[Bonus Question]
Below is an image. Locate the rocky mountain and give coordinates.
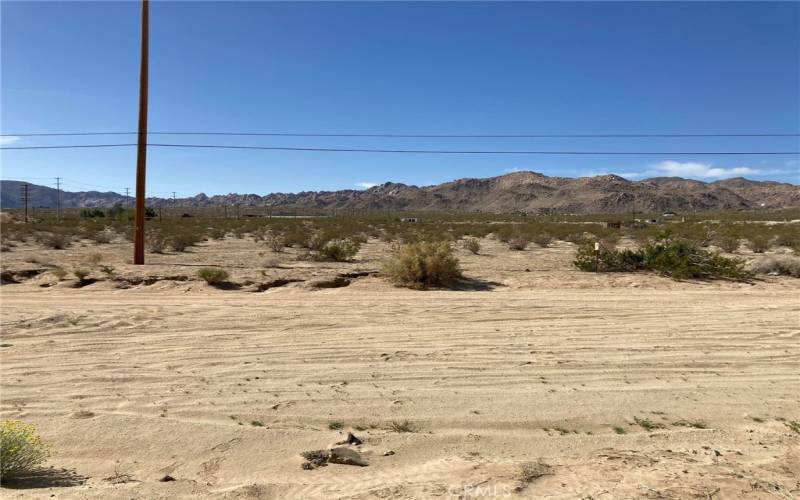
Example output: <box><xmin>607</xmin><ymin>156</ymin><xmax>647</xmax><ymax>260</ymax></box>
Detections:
<box><xmin>2</xmin><ymin>172</ymin><xmax>798</xmax><ymax>214</ymax></box>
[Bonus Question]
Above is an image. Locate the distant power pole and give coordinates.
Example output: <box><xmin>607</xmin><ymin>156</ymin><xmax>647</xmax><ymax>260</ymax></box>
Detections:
<box><xmin>133</xmin><ymin>0</ymin><xmax>149</xmax><ymax>265</ymax></box>
<box><xmin>125</xmin><ymin>187</ymin><xmax>130</xmax><ymax>209</ymax></box>
<box><xmin>20</xmin><ymin>183</ymin><xmax>30</xmax><ymax>223</ymax></box>
<box><xmin>172</xmin><ymin>191</ymin><xmax>177</xmax><ymax>215</ymax></box>
<box><xmin>55</xmin><ymin>177</ymin><xmax>62</xmax><ymax>222</ymax></box>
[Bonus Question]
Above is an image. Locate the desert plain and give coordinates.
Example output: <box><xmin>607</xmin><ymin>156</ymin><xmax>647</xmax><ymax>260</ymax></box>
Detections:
<box><xmin>1</xmin><ymin>234</ymin><xmax>798</xmax><ymax>499</ymax></box>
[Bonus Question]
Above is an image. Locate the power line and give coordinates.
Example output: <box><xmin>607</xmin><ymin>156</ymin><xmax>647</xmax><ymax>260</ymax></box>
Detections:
<box><xmin>1</xmin><ymin>143</ymin><xmax>798</xmax><ymax>155</ymax></box>
<box><xmin>2</xmin><ymin>131</ymin><xmax>799</xmax><ymax>138</ymax></box>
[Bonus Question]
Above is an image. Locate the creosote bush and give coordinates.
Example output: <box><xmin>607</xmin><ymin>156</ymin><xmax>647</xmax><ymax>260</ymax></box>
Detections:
<box><xmin>531</xmin><ymin>233</ymin><xmax>553</xmax><ymax>248</ymax></box>
<box><xmin>315</xmin><ymin>239</ymin><xmax>361</xmax><ymax>262</ymax></box>
<box><xmin>197</xmin><ymin>267</ymin><xmax>229</xmax><ymax>285</ymax></box>
<box><xmin>37</xmin><ymin>232</ymin><xmax>71</xmax><ymax>250</ymax></box>
<box><xmin>463</xmin><ymin>237</ymin><xmax>481</xmax><ymax>255</ymax></box>
<box><xmin>747</xmin><ymin>235</ymin><xmax>770</xmax><ymax>253</ymax></box>
<box><xmin>171</xmin><ymin>233</ymin><xmax>201</xmax><ymax>252</ymax></box>
<box><xmin>574</xmin><ymin>236</ymin><xmax>751</xmax><ymax>281</ymax></box>
<box><xmin>0</xmin><ymin>420</ymin><xmax>50</xmax><ymax>479</ymax></box>
<box><xmin>382</xmin><ymin>241</ymin><xmax>461</xmax><ymax>289</ymax></box>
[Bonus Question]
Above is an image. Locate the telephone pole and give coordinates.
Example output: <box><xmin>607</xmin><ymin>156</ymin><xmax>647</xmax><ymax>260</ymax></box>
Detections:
<box><xmin>125</xmin><ymin>187</ymin><xmax>130</xmax><ymax>209</ymax></box>
<box><xmin>20</xmin><ymin>183</ymin><xmax>29</xmax><ymax>223</ymax></box>
<box><xmin>133</xmin><ymin>0</ymin><xmax>149</xmax><ymax>265</ymax></box>
<box><xmin>54</xmin><ymin>177</ymin><xmax>62</xmax><ymax>222</ymax></box>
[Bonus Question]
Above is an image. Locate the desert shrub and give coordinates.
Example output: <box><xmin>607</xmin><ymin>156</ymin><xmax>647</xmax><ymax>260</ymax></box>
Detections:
<box><xmin>715</xmin><ymin>234</ymin><xmax>740</xmax><ymax>253</ymax></box>
<box><xmin>382</xmin><ymin>241</ymin><xmax>461</xmax><ymax>289</ymax></box>
<box><xmin>73</xmin><ymin>268</ymin><xmax>90</xmax><ymax>282</ymax></box>
<box><xmin>531</xmin><ymin>233</ymin><xmax>553</xmax><ymax>248</ymax></box>
<box><xmin>462</xmin><ymin>237</ymin><xmax>481</xmax><ymax>255</ymax></box>
<box><xmin>316</xmin><ymin>239</ymin><xmax>361</xmax><ymax>262</ymax></box>
<box><xmin>773</xmin><ymin>233</ymin><xmax>797</xmax><ymax>249</ymax></box>
<box><xmin>563</xmin><ymin>233</ymin><xmax>587</xmax><ymax>245</ymax></box>
<box><xmin>197</xmin><ymin>267</ymin><xmax>229</xmax><ymax>285</ymax></box>
<box><xmin>0</xmin><ymin>245</ymin><xmax>10</xmax><ymax>253</ymax></box>
<box><xmin>147</xmin><ymin>233</ymin><xmax>167</xmax><ymax>254</ymax></box>
<box><xmin>170</xmin><ymin>233</ymin><xmax>201</xmax><ymax>252</ymax></box>
<box><xmin>507</xmin><ymin>235</ymin><xmax>529</xmax><ymax>251</ymax></box>
<box><xmin>574</xmin><ymin>238</ymin><xmax>750</xmax><ymax>281</ymax></box>
<box><xmin>51</xmin><ymin>267</ymin><xmax>67</xmax><ymax>280</ymax></box>
<box><xmin>264</xmin><ymin>233</ymin><xmax>286</xmax><ymax>253</ymax></box>
<box><xmin>207</xmin><ymin>227</ymin><xmax>226</xmax><ymax>240</ymax></box>
<box><xmin>80</xmin><ymin>208</ymin><xmax>105</xmax><ymax>218</ymax></box>
<box><xmin>89</xmin><ymin>230</ymin><xmax>113</xmax><ymax>244</ymax></box>
<box><xmin>37</xmin><ymin>232</ymin><xmax>71</xmax><ymax>250</ymax></box>
<box><xmin>750</xmin><ymin>255</ymin><xmax>800</xmax><ymax>277</ymax></box>
<box><xmin>0</xmin><ymin>420</ymin><xmax>50</xmax><ymax>479</ymax></box>
<box><xmin>747</xmin><ymin>235</ymin><xmax>770</xmax><ymax>253</ymax></box>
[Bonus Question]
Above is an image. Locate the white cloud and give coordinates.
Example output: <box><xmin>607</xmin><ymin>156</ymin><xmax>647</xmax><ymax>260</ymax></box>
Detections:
<box><xmin>654</xmin><ymin>161</ymin><xmax>756</xmax><ymax>179</ymax></box>
<box><xmin>0</xmin><ymin>136</ymin><xmax>20</xmax><ymax>145</ymax></box>
<box><xmin>504</xmin><ymin>167</ymin><xmax>523</xmax><ymax>173</ymax></box>
<box><xmin>355</xmin><ymin>182</ymin><xmax>377</xmax><ymax>189</ymax></box>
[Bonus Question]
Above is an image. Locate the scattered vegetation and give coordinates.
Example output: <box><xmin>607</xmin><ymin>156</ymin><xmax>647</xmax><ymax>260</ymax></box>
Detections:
<box><xmin>73</xmin><ymin>268</ymin><xmax>90</xmax><ymax>282</ymax></box>
<box><xmin>784</xmin><ymin>420</ymin><xmax>800</xmax><ymax>434</ymax></box>
<box><xmin>612</xmin><ymin>426</ymin><xmax>627</xmax><ymax>435</ymax></box>
<box><xmin>328</xmin><ymin>420</ymin><xmax>344</xmax><ymax>430</ymax></box>
<box><xmin>507</xmin><ymin>235</ymin><xmax>529</xmax><ymax>251</ymax></box>
<box><xmin>197</xmin><ymin>267</ymin><xmax>229</xmax><ymax>285</ymax></box>
<box><xmin>37</xmin><ymin>232</ymin><xmax>71</xmax><ymax>249</ymax></box>
<box><xmin>250</xmin><ymin>420</ymin><xmax>264</xmax><ymax>427</ymax></box>
<box><xmin>0</xmin><ymin>420</ymin><xmax>50</xmax><ymax>479</ymax></box>
<box><xmin>672</xmin><ymin>419</ymin><xmax>707</xmax><ymax>429</ymax></box>
<box><xmin>633</xmin><ymin>416</ymin><xmax>666</xmax><ymax>431</ymax></box>
<box><xmin>382</xmin><ymin>241</ymin><xmax>461</xmax><ymax>289</ymax></box>
<box><xmin>315</xmin><ymin>239</ymin><xmax>361</xmax><ymax>262</ymax></box>
<box><xmin>531</xmin><ymin>233</ymin><xmax>553</xmax><ymax>248</ymax></box>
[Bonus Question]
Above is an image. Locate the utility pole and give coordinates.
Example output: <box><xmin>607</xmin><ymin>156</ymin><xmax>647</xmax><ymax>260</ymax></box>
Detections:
<box><xmin>125</xmin><ymin>187</ymin><xmax>130</xmax><ymax>209</ymax></box>
<box><xmin>55</xmin><ymin>177</ymin><xmax>62</xmax><ymax>223</ymax></box>
<box><xmin>20</xmin><ymin>183</ymin><xmax>29</xmax><ymax>223</ymax></box>
<box><xmin>133</xmin><ymin>0</ymin><xmax>149</xmax><ymax>265</ymax></box>
<box><xmin>172</xmin><ymin>192</ymin><xmax>177</xmax><ymax>217</ymax></box>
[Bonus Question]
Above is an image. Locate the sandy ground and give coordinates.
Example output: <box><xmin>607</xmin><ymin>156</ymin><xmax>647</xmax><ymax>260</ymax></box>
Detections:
<box><xmin>1</xmin><ymin>236</ymin><xmax>799</xmax><ymax>499</ymax></box>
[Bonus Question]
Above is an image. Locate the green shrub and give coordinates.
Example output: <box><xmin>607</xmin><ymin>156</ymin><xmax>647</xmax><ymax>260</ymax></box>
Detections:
<box><xmin>147</xmin><ymin>233</ymin><xmax>167</xmax><ymax>254</ymax></box>
<box><xmin>747</xmin><ymin>235</ymin><xmax>770</xmax><ymax>253</ymax></box>
<box><xmin>382</xmin><ymin>241</ymin><xmax>461</xmax><ymax>289</ymax></box>
<box><xmin>574</xmin><ymin>238</ymin><xmax>750</xmax><ymax>281</ymax></box>
<box><xmin>197</xmin><ymin>267</ymin><xmax>229</xmax><ymax>285</ymax></box>
<box><xmin>463</xmin><ymin>237</ymin><xmax>481</xmax><ymax>255</ymax></box>
<box><xmin>316</xmin><ymin>239</ymin><xmax>361</xmax><ymax>262</ymax></box>
<box><xmin>170</xmin><ymin>233</ymin><xmax>201</xmax><ymax>252</ymax></box>
<box><xmin>0</xmin><ymin>420</ymin><xmax>50</xmax><ymax>479</ymax></box>
<box><xmin>73</xmin><ymin>268</ymin><xmax>90</xmax><ymax>282</ymax></box>
<box><xmin>715</xmin><ymin>234</ymin><xmax>740</xmax><ymax>253</ymax></box>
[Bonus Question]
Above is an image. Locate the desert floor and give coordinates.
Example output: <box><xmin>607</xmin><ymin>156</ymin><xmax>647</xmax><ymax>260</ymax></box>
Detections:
<box><xmin>1</xmin><ymin>236</ymin><xmax>798</xmax><ymax>499</ymax></box>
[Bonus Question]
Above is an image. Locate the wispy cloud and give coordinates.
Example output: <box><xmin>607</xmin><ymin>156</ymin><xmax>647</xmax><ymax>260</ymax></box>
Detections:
<box><xmin>590</xmin><ymin>160</ymin><xmax>783</xmax><ymax>181</ymax></box>
<box><xmin>0</xmin><ymin>136</ymin><xmax>20</xmax><ymax>145</ymax></box>
<box><xmin>355</xmin><ymin>182</ymin><xmax>377</xmax><ymax>189</ymax></box>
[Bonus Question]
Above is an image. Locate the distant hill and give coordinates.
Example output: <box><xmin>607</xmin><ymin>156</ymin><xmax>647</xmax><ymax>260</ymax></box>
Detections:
<box><xmin>2</xmin><ymin>172</ymin><xmax>798</xmax><ymax>214</ymax></box>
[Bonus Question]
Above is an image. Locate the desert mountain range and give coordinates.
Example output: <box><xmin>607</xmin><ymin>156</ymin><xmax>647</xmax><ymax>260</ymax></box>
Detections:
<box><xmin>2</xmin><ymin>171</ymin><xmax>798</xmax><ymax>214</ymax></box>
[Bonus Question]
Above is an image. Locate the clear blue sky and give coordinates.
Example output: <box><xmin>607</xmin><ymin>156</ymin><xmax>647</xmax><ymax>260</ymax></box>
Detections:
<box><xmin>1</xmin><ymin>1</ymin><xmax>798</xmax><ymax>196</ymax></box>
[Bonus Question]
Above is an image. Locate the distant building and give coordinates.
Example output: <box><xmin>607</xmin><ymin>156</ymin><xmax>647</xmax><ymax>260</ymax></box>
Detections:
<box><xmin>400</xmin><ymin>217</ymin><xmax>420</xmax><ymax>223</ymax></box>
<box><xmin>662</xmin><ymin>212</ymin><xmax>676</xmax><ymax>218</ymax></box>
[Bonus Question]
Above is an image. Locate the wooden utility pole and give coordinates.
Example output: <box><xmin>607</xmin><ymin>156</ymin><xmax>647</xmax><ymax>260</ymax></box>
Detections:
<box><xmin>55</xmin><ymin>177</ymin><xmax>62</xmax><ymax>223</ymax></box>
<box><xmin>133</xmin><ymin>0</ymin><xmax>149</xmax><ymax>265</ymax></box>
<box><xmin>20</xmin><ymin>183</ymin><xmax>29</xmax><ymax>223</ymax></box>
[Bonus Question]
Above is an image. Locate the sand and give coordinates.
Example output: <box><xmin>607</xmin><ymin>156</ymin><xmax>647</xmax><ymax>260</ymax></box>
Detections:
<box><xmin>1</xmin><ymin>236</ymin><xmax>798</xmax><ymax>499</ymax></box>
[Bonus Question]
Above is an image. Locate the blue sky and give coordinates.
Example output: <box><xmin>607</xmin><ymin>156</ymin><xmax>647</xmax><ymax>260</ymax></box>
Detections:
<box><xmin>1</xmin><ymin>1</ymin><xmax>798</xmax><ymax>197</ymax></box>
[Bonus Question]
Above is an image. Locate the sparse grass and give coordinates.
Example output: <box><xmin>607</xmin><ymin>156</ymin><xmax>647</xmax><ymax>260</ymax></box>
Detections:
<box><xmin>197</xmin><ymin>267</ymin><xmax>229</xmax><ymax>285</ymax></box>
<box><xmin>327</xmin><ymin>420</ymin><xmax>343</xmax><ymax>430</ymax></box>
<box><xmin>389</xmin><ymin>420</ymin><xmax>417</xmax><ymax>433</ymax></box>
<box><xmin>382</xmin><ymin>241</ymin><xmax>461</xmax><ymax>289</ymax></box>
<box><xmin>784</xmin><ymin>421</ymin><xmax>800</xmax><ymax>434</ymax></box>
<box><xmin>672</xmin><ymin>419</ymin><xmax>707</xmax><ymax>429</ymax></box>
<box><xmin>633</xmin><ymin>416</ymin><xmax>665</xmax><ymax>431</ymax></box>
